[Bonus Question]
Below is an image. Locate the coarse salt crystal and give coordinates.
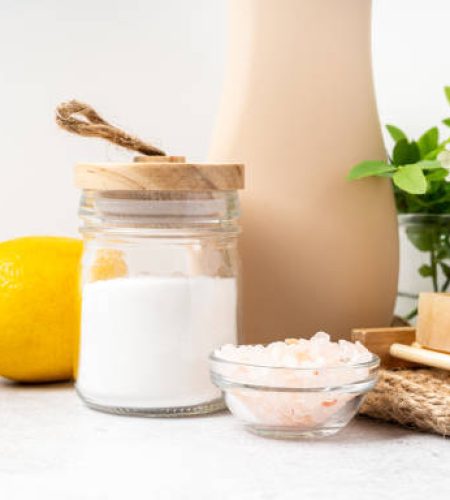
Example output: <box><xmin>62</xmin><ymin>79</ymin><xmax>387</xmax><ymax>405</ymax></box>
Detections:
<box><xmin>214</xmin><ymin>331</ymin><xmax>372</xmax><ymax>368</ymax></box>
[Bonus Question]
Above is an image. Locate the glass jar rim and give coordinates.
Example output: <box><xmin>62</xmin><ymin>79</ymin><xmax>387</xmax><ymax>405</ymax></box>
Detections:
<box><xmin>398</xmin><ymin>213</ymin><xmax>450</xmax><ymax>221</ymax></box>
<box><xmin>209</xmin><ymin>352</ymin><xmax>380</xmax><ymax>372</ymax></box>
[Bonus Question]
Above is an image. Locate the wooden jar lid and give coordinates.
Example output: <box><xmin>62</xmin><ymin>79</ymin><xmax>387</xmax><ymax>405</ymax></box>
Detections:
<box><xmin>75</xmin><ymin>156</ymin><xmax>244</xmax><ymax>191</ymax></box>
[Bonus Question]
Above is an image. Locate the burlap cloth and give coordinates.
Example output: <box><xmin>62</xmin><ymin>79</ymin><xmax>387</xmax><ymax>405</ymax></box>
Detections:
<box><xmin>359</xmin><ymin>368</ymin><xmax>450</xmax><ymax>436</ymax></box>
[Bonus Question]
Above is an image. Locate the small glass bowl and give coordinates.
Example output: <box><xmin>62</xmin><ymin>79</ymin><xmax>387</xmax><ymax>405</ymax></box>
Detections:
<box><xmin>209</xmin><ymin>353</ymin><xmax>379</xmax><ymax>439</ymax></box>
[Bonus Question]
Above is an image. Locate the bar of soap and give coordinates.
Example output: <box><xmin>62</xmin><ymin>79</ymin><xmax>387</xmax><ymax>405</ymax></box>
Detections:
<box><xmin>417</xmin><ymin>292</ymin><xmax>450</xmax><ymax>353</ymax></box>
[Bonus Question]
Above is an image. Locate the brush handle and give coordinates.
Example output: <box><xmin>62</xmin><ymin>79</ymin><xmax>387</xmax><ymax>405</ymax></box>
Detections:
<box><xmin>390</xmin><ymin>343</ymin><xmax>450</xmax><ymax>371</ymax></box>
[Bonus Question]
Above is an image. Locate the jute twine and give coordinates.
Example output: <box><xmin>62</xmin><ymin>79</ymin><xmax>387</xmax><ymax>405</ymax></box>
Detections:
<box><xmin>56</xmin><ymin>100</ymin><xmax>165</xmax><ymax>156</ymax></box>
<box><xmin>360</xmin><ymin>368</ymin><xmax>450</xmax><ymax>436</ymax></box>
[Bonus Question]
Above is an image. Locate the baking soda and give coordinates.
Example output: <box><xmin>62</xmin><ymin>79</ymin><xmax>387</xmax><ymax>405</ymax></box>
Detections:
<box><xmin>77</xmin><ymin>275</ymin><xmax>238</xmax><ymax>409</ymax></box>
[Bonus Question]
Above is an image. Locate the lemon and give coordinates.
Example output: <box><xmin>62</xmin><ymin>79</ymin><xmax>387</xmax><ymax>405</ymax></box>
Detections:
<box><xmin>0</xmin><ymin>237</ymin><xmax>83</xmax><ymax>382</ymax></box>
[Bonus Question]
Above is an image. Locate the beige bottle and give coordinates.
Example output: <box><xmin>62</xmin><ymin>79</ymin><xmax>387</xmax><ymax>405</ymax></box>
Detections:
<box><xmin>209</xmin><ymin>0</ymin><xmax>398</xmax><ymax>342</ymax></box>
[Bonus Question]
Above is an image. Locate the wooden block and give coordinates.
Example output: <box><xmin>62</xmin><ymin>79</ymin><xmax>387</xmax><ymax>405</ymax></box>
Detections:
<box><xmin>351</xmin><ymin>327</ymin><xmax>417</xmax><ymax>368</ymax></box>
<box><xmin>417</xmin><ymin>292</ymin><xmax>450</xmax><ymax>353</ymax></box>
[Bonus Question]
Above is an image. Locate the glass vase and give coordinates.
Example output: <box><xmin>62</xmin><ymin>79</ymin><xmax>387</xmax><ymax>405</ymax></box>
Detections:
<box><xmin>395</xmin><ymin>214</ymin><xmax>450</xmax><ymax>323</ymax></box>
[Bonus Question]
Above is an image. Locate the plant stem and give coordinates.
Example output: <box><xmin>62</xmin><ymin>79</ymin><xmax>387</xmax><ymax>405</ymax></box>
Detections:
<box><xmin>430</xmin><ymin>234</ymin><xmax>439</xmax><ymax>292</ymax></box>
<box><xmin>431</xmin><ymin>252</ymin><xmax>439</xmax><ymax>292</ymax></box>
<box><xmin>441</xmin><ymin>276</ymin><xmax>450</xmax><ymax>292</ymax></box>
<box><xmin>404</xmin><ymin>307</ymin><xmax>418</xmax><ymax>321</ymax></box>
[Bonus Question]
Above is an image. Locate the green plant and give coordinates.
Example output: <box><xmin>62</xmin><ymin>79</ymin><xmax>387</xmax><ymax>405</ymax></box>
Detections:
<box><xmin>348</xmin><ymin>87</ymin><xmax>450</xmax><ymax>319</ymax></box>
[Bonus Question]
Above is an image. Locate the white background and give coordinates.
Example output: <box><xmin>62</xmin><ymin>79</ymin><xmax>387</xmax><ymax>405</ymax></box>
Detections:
<box><xmin>0</xmin><ymin>0</ymin><xmax>449</xmax><ymax>240</ymax></box>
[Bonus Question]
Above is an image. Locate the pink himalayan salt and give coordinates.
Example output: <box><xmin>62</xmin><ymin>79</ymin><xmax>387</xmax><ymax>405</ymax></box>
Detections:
<box><xmin>215</xmin><ymin>332</ymin><xmax>372</xmax><ymax>369</ymax></box>
<box><xmin>212</xmin><ymin>332</ymin><xmax>374</xmax><ymax>428</ymax></box>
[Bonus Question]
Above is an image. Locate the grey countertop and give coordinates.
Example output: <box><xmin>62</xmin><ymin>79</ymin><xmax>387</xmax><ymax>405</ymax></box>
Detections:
<box><xmin>0</xmin><ymin>378</ymin><xmax>449</xmax><ymax>500</ymax></box>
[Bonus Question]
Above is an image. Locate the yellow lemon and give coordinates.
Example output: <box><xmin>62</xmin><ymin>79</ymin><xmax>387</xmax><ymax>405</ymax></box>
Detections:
<box><xmin>0</xmin><ymin>237</ymin><xmax>83</xmax><ymax>382</ymax></box>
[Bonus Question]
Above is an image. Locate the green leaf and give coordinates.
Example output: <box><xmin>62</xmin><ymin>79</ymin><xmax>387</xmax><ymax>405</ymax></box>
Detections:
<box><xmin>417</xmin><ymin>160</ymin><xmax>442</xmax><ymax>169</ymax></box>
<box><xmin>425</xmin><ymin>167</ymin><xmax>449</xmax><ymax>182</ymax></box>
<box><xmin>386</xmin><ymin>124</ymin><xmax>407</xmax><ymax>142</ymax></box>
<box><xmin>393</xmin><ymin>164</ymin><xmax>427</xmax><ymax>194</ymax></box>
<box><xmin>347</xmin><ymin>161</ymin><xmax>395</xmax><ymax>181</ymax></box>
<box><xmin>392</xmin><ymin>139</ymin><xmax>421</xmax><ymax>166</ymax></box>
<box><xmin>406</xmin><ymin>225</ymin><xmax>434</xmax><ymax>251</ymax></box>
<box><xmin>437</xmin><ymin>248</ymin><xmax>450</xmax><ymax>260</ymax></box>
<box><xmin>418</xmin><ymin>127</ymin><xmax>439</xmax><ymax>158</ymax></box>
<box><xmin>419</xmin><ymin>264</ymin><xmax>433</xmax><ymax>277</ymax></box>
<box><xmin>442</xmin><ymin>118</ymin><xmax>450</xmax><ymax>128</ymax></box>
<box><xmin>445</xmin><ymin>86</ymin><xmax>450</xmax><ymax>106</ymax></box>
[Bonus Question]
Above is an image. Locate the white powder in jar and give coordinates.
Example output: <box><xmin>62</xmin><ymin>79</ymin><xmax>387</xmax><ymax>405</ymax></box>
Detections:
<box><xmin>77</xmin><ymin>275</ymin><xmax>237</xmax><ymax>409</ymax></box>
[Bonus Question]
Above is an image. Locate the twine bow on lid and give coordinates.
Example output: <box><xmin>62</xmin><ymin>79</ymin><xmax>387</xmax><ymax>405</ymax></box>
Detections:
<box><xmin>55</xmin><ymin>100</ymin><xmax>166</xmax><ymax>156</ymax></box>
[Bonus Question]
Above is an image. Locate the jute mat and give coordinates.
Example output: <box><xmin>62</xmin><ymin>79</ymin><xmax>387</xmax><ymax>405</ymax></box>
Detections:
<box><xmin>359</xmin><ymin>368</ymin><xmax>450</xmax><ymax>436</ymax></box>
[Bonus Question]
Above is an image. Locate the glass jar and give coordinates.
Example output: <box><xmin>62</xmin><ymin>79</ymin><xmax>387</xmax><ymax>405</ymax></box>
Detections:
<box><xmin>74</xmin><ymin>158</ymin><xmax>244</xmax><ymax>416</ymax></box>
<box><xmin>395</xmin><ymin>214</ymin><xmax>450</xmax><ymax>323</ymax></box>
